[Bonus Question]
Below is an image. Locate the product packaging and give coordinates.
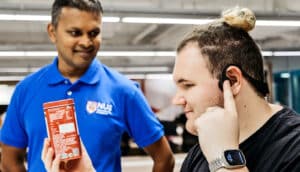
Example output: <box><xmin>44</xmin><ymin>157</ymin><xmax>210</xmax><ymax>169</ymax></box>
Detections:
<box><xmin>43</xmin><ymin>98</ymin><xmax>81</xmax><ymax>160</ymax></box>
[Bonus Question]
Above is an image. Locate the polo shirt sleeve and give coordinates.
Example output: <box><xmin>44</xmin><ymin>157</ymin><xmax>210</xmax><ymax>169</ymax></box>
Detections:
<box><xmin>125</xmin><ymin>87</ymin><xmax>164</xmax><ymax>148</ymax></box>
<box><xmin>0</xmin><ymin>85</ymin><xmax>28</xmax><ymax>148</ymax></box>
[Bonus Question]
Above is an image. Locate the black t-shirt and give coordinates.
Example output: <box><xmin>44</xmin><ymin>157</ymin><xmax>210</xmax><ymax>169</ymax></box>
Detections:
<box><xmin>180</xmin><ymin>107</ymin><xmax>300</xmax><ymax>172</ymax></box>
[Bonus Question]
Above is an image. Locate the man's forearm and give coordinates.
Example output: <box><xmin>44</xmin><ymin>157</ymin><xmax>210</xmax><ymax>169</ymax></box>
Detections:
<box><xmin>1</xmin><ymin>144</ymin><xmax>27</xmax><ymax>172</ymax></box>
<box><xmin>2</xmin><ymin>162</ymin><xmax>26</xmax><ymax>172</ymax></box>
<box><xmin>152</xmin><ymin>157</ymin><xmax>175</xmax><ymax>172</ymax></box>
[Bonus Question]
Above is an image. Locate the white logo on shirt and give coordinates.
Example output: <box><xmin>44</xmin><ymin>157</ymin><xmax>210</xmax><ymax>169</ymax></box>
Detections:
<box><xmin>86</xmin><ymin>101</ymin><xmax>112</xmax><ymax>115</ymax></box>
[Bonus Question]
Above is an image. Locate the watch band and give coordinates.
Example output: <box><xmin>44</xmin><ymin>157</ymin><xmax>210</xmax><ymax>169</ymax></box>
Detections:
<box><xmin>209</xmin><ymin>156</ymin><xmax>228</xmax><ymax>172</ymax></box>
<box><xmin>209</xmin><ymin>149</ymin><xmax>246</xmax><ymax>172</ymax></box>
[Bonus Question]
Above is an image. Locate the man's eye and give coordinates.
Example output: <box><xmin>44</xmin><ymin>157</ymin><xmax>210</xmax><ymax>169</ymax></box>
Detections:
<box><xmin>183</xmin><ymin>83</ymin><xmax>194</xmax><ymax>88</ymax></box>
<box><xmin>68</xmin><ymin>30</ymin><xmax>81</xmax><ymax>37</ymax></box>
<box><xmin>185</xmin><ymin>84</ymin><xmax>193</xmax><ymax>87</ymax></box>
<box><xmin>89</xmin><ymin>30</ymin><xmax>100</xmax><ymax>37</ymax></box>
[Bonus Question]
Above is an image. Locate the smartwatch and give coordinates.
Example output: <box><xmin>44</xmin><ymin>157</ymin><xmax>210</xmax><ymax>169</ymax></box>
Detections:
<box><xmin>209</xmin><ymin>149</ymin><xmax>246</xmax><ymax>172</ymax></box>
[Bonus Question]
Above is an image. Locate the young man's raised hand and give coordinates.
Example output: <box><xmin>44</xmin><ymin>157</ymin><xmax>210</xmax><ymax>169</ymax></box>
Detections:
<box><xmin>194</xmin><ymin>80</ymin><xmax>240</xmax><ymax>162</ymax></box>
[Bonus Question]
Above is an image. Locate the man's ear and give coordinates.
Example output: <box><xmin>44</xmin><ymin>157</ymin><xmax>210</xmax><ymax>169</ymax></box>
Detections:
<box><xmin>225</xmin><ymin>66</ymin><xmax>242</xmax><ymax>95</ymax></box>
<box><xmin>47</xmin><ymin>23</ymin><xmax>56</xmax><ymax>43</ymax></box>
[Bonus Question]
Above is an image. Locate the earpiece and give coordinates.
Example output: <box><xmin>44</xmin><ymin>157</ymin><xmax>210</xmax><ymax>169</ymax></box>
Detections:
<box><xmin>218</xmin><ymin>69</ymin><xmax>230</xmax><ymax>92</ymax></box>
<box><xmin>218</xmin><ymin>64</ymin><xmax>269</xmax><ymax>97</ymax></box>
<box><xmin>218</xmin><ymin>65</ymin><xmax>237</xmax><ymax>92</ymax></box>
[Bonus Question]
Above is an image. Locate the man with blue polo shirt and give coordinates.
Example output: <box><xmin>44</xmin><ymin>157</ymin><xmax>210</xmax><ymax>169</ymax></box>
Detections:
<box><xmin>0</xmin><ymin>0</ymin><xmax>174</xmax><ymax>172</ymax></box>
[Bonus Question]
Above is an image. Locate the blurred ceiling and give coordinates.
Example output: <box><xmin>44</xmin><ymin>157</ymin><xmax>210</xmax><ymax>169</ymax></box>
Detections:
<box><xmin>1</xmin><ymin>0</ymin><xmax>300</xmax><ymax>80</ymax></box>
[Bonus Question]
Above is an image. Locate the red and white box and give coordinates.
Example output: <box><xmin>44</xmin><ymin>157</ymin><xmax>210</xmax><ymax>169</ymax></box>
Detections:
<box><xmin>43</xmin><ymin>98</ymin><xmax>81</xmax><ymax>161</ymax></box>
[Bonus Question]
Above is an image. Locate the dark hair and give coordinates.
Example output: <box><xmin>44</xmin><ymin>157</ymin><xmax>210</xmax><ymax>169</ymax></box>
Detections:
<box><xmin>177</xmin><ymin>19</ymin><xmax>266</xmax><ymax>97</ymax></box>
<box><xmin>51</xmin><ymin>0</ymin><xmax>103</xmax><ymax>28</ymax></box>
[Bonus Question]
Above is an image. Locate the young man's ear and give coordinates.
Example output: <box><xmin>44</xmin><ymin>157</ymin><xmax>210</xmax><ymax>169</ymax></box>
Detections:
<box><xmin>225</xmin><ymin>66</ymin><xmax>242</xmax><ymax>95</ymax></box>
<box><xmin>47</xmin><ymin>23</ymin><xmax>56</xmax><ymax>43</ymax></box>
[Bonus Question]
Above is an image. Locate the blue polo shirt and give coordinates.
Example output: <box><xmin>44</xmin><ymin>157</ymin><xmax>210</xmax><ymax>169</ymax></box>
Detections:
<box><xmin>0</xmin><ymin>57</ymin><xmax>164</xmax><ymax>172</ymax></box>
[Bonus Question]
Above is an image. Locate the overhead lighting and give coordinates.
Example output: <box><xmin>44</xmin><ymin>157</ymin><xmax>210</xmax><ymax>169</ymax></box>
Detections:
<box><xmin>114</xmin><ymin>66</ymin><xmax>169</xmax><ymax>72</ymax></box>
<box><xmin>2</xmin><ymin>13</ymin><xmax>300</xmax><ymax>27</ymax></box>
<box><xmin>0</xmin><ymin>66</ymin><xmax>169</xmax><ymax>74</ymax></box>
<box><xmin>0</xmin><ymin>51</ymin><xmax>57</xmax><ymax>57</ymax></box>
<box><xmin>0</xmin><ymin>76</ymin><xmax>25</xmax><ymax>81</ymax></box>
<box><xmin>0</xmin><ymin>51</ymin><xmax>175</xmax><ymax>57</ymax></box>
<box><xmin>0</xmin><ymin>51</ymin><xmax>300</xmax><ymax>57</ymax></box>
<box><xmin>0</xmin><ymin>73</ymin><xmax>172</xmax><ymax>81</ymax></box>
<box><xmin>0</xmin><ymin>14</ymin><xmax>50</xmax><ymax>21</ymax></box>
<box><xmin>0</xmin><ymin>51</ymin><xmax>26</xmax><ymax>56</ymax></box>
<box><xmin>0</xmin><ymin>14</ymin><xmax>120</xmax><ymax>23</ymax></box>
<box><xmin>256</xmin><ymin>20</ymin><xmax>300</xmax><ymax>27</ymax></box>
<box><xmin>126</xmin><ymin>74</ymin><xmax>173</xmax><ymax>80</ymax></box>
<box><xmin>0</xmin><ymin>67</ymin><xmax>40</xmax><ymax>73</ymax></box>
<box><xmin>122</xmin><ymin>17</ymin><xmax>300</xmax><ymax>27</ymax></box>
<box><xmin>122</xmin><ymin>17</ymin><xmax>213</xmax><ymax>25</ymax></box>
<box><xmin>145</xmin><ymin>74</ymin><xmax>173</xmax><ymax>80</ymax></box>
<box><xmin>99</xmin><ymin>51</ymin><xmax>175</xmax><ymax>57</ymax></box>
<box><xmin>261</xmin><ymin>51</ymin><xmax>273</xmax><ymax>56</ymax></box>
<box><xmin>273</xmin><ymin>51</ymin><xmax>300</xmax><ymax>56</ymax></box>
<box><xmin>125</xmin><ymin>74</ymin><xmax>146</xmax><ymax>80</ymax></box>
<box><xmin>102</xmin><ymin>17</ymin><xmax>120</xmax><ymax>23</ymax></box>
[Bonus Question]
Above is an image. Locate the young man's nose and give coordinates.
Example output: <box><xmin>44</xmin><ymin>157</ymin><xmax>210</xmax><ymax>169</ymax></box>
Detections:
<box><xmin>172</xmin><ymin>94</ymin><xmax>186</xmax><ymax>106</ymax></box>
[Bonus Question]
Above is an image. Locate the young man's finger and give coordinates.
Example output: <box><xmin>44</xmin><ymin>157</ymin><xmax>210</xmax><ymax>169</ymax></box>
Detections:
<box><xmin>41</xmin><ymin>138</ymin><xmax>50</xmax><ymax>162</ymax></box>
<box><xmin>223</xmin><ymin>80</ymin><xmax>237</xmax><ymax>114</ymax></box>
<box><xmin>52</xmin><ymin>154</ymin><xmax>61</xmax><ymax>172</ymax></box>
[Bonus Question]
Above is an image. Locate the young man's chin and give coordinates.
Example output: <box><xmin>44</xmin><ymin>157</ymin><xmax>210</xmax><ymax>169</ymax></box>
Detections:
<box><xmin>186</xmin><ymin>122</ymin><xmax>198</xmax><ymax>136</ymax></box>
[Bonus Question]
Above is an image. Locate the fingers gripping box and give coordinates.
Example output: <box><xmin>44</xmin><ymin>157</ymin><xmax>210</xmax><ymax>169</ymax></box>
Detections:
<box><xmin>43</xmin><ymin>98</ymin><xmax>81</xmax><ymax>160</ymax></box>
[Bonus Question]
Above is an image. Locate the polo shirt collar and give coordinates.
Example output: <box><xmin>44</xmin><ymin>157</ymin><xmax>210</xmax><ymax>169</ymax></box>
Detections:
<box><xmin>79</xmin><ymin>59</ymin><xmax>101</xmax><ymax>84</ymax></box>
<box><xmin>47</xmin><ymin>57</ymin><xmax>102</xmax><ymax>85</ymax></box>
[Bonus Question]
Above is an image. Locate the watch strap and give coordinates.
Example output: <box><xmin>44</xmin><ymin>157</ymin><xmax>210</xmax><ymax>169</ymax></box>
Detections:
<box><xmin>208</xmin><ymin>149</ymin><xmax>246</xmax><ymax>172</ymax></box>
<box><xmin>209</xmin><ymin>156</ymin><xmax>227</xmax><ymax>172</ymax></box>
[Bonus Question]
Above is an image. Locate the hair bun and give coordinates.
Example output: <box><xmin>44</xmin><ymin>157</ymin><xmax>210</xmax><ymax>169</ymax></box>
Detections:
<box><xmin>222</xmin><ymin>7</ymin><xmax>256</xmax><ymax>32</ymax></box>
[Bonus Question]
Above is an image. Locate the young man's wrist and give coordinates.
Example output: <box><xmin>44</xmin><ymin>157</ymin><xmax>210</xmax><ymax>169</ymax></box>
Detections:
<box><xmin>208</xmin><ymin>149</ymin><xmax>246</xmax><ymax>172</ymax></box>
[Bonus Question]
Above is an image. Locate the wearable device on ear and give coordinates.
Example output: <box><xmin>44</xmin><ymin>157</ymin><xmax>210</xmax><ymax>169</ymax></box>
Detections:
<box><xmin>218</xmin><ymin>65</ymin><xmax>231</xmax><ymax>91</ymax></box>
<box><xmin>218</xmin><ymin>64</ymin><xmax>269</xmax><ymax>97</ymax></box>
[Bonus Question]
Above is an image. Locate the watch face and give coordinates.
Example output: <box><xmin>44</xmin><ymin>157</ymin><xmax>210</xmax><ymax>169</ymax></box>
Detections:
<box><xmin>224</xmin><ymin>150</ymin><xmax>246</xmax><ymax>166</ymax></box>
